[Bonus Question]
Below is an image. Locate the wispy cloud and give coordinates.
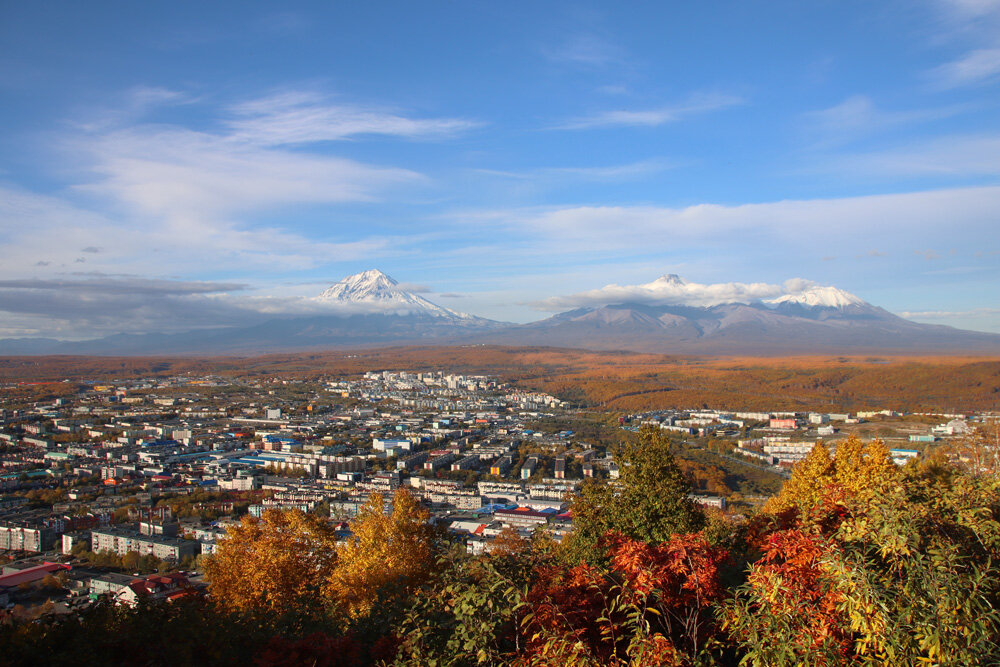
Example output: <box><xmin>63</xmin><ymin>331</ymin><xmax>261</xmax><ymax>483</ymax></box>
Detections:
<box><xmin>78</xmin><ymin>126</ymin><xmax>421</xmax><ymax>223</ymax></box>
<box><xmin>930</xmin><ymin>48</ymin><xmax>1000</xmax><ymax>88</ymax></box>
<box><xmin>0</xmin><ymin>277</ymin><xmax>247</xmax><ymax>295</ymax></box>
<box><xmin>226</xmin><ymin>91</ymin><xmax>480</xmax><ymax>145</ymax></box>
<box><xmin>474</xmin><ymin>159</ymin><xmax>671</xmax><ymax>183</ymax></box>
<box><xmin>899</xmin><ymin>305</ymin><xmax>1000</xmax><ymax>334</ymax></box>
<box><xmin>817</xmin><ymin>133</ymin><xmax>1000</xmax><ymax>177</ymax></box>
<box><xmin>471</xmin><ymin>185</ymin><xmax>1000</xmax><ymax>259</ymax></box>
<box><xmin>804</xmin><ymin>95</ymin><xmax>965</xmax><ymax>145</ymax></box>
<box><xmin>901</xmin><ymin>307</ymin><xmax>1000</xmax><ymax>318</ymax></box>
<box><xmin>933</xmin><ymin>0</ymin><xmax>1000</xmax><ymax>25</ymax></box>
<box><xmin>0</xmin><ymin>185</ymin><xmax>400</xmax><ymax>276</ymax></box>
<box><xmin>541</xmin><ymin>33</ymin><xmax>627</xmax><ymax>68</ymax></box>
<box><xmin>926</xmin><ymin>1</ymin><xmax>1000</xmax><ymax>88</ymax></box>
<box><xmin>555</xmin><ymin>92</ymin><xmax>744</xmax><ymax>130</ymax></box>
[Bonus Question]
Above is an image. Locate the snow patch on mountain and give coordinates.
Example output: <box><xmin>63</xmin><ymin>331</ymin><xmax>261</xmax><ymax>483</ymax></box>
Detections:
<box><xmin>534</xmin><ymin>274</ymin><xmax>786</xmax><ymax>310</ymax></box>
<box><xmin>533</xmin><ymin>273</ymin><xmax>872</xmax><ymax>312</ymax></box>
<box><xmin>314</xmin><ymin>269</ymin><xmax>474</xmax><ymax>319</ymax></box>
<box><xmin>765</xmin><ymin>285</ymin><xmax>866</xmax><ymax>309</ymax></box>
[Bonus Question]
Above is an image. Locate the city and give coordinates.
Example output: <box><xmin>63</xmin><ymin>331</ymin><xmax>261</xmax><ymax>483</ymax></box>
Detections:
<box><xmin>1</xmin><ymin>366</ymin><xmax>993</xmax><ymax>616</ymax></box>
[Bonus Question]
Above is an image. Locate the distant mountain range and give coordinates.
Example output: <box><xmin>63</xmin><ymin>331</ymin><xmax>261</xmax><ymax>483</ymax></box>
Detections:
<box><xmin>2</xmin><ymin>270</ymin><xmax>999</xmax><ymax>356</ymax></box>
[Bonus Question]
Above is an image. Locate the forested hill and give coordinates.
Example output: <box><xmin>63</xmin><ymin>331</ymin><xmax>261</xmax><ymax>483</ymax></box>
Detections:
<box><xmin>2</xmin><ymin>347</ymin><xmax>999</xmax><ymax>413</ymax></box>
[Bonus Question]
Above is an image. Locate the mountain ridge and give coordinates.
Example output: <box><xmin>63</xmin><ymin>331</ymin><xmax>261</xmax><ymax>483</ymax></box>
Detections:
<box><xmin>1</xmin><ymin>270</ymin><xmax>998</xmax><ymax>356</ymax></box>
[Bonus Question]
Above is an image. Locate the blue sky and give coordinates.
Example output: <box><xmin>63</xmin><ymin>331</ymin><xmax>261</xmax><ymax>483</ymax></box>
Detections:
<box><xmin>1</xmin><ymin>0</ymin><xmax>999</xmax><ymax>338</ymax></box>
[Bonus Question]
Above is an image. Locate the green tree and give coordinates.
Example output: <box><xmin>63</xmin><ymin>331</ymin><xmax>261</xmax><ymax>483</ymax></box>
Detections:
<box><xmin>561</xmin><ymin>426</ymin><xmax>704</xmax><ymax>565</ymax></box>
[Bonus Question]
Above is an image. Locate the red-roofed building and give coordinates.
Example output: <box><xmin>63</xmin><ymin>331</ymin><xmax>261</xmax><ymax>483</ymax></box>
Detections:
<box><xmin>0</xmin><ymin>562</ymin><xmax>71</xmax><ymax>589</ymax></box>
<box><xmin>116</xmin><ymin>572</ymin><xmax>191</xmax><ymax>606</ymax></box>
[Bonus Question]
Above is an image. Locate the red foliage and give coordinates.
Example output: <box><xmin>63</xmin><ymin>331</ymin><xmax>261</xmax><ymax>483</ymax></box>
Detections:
<box><xmin>520</xmin><ymin>532</ymin><xmax>729</xmax><ymax>663</ymax></box>
<box><xmin>749</xmin><ymin>529</ymin><xmax>851</xmax><ymax>657</ymax></box>
<box><xmin>807</xmin><ymin>485</ymin><xmax>851</xmax><ymax>535</ymax></box>
<box><xmin>607</xmin><ymin>531</ymin><xmax>727</xmax><ymax>607</ymax></box>
<box><xmin>522</xmin><ymin>563</ymin><xmax>616</xmax><ymax>660</ymax></box>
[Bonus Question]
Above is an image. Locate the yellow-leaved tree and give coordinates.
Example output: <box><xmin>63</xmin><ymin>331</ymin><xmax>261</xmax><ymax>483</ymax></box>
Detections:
<box><xmin>325</xmin><ymin>487</ymin><xmax>434</xmax><ymax>617</ymax></box>
<box><xmin>766</xmin><ymin>436</ymin><xmax>900</xmax><ymax>518</ymax></box>
<box><xmin>206</xmin><ymin>509</ymin><xmax>338</xmax><ymax>614</ymax></box>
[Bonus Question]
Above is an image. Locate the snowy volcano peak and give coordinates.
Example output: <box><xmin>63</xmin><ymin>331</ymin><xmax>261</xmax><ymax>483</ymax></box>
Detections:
<box><xmin>766</xmin><ymin>285</ymin><xmax>866</xmax><ymax>309</ymax></box>
<box><xmin>318</xmin><ymin>269</ymin><xmax>399</xmax><ymax>301</ymax></box>
<box><xmin>649</xmin><ymin>273</ymin><xmax>686</xmax><ymax>287</ymax></box>
<box><xmin>315</xmin><ymin>269</ymin><xmax>468</xmax><ymax>319</ymax></box>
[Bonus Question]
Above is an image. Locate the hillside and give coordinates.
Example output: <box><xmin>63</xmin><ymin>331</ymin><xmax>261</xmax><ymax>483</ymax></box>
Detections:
<box><xmin>2</xmin><ymin>347</ymin><xmax>999</xmax><ymax>413</ymax></box>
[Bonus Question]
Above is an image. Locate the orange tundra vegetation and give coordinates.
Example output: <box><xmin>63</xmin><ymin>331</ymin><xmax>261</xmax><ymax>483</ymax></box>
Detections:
<box><xmin>2</xmin><ymin>346</ymin><xmax>999</xmax><ymax>412</ymax></box>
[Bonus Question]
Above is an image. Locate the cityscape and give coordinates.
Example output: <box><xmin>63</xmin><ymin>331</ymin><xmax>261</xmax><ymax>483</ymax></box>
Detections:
<box><xmin>2</xmin><ymin>1</ymin><xmax>1000</xmax><ymax>665</ymax></box>
<box><xmin>0</xmin><ymin>358</ymin><xmax>997</xmax><ymax>664</ymax></box>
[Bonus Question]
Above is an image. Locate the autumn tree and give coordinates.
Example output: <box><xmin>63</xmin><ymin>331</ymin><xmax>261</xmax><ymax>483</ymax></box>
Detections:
<box><xmin>326</xmin><ymin>488</ymin><xmax>435</xmax><ymax>618</ymax></box>
<box><xmin>730</xmin><ymin>437</ymin><xmax>1000</xmax><ymax>665</ymax></box>
<box><xmin>206</xmin><ymin>509</ymin><xmax>338</xmax><ymax>616</ymax></box>
<box><xmin>561</xmin><ymin>426</ymin><xmax>704</xmax><ymax>564</ymax></box>
<box><xmin>515</xmin><ymin>530</ymin><xmax>728</xmax><ymax>666</ymax></box>
<box><xmin>766</xmin><ymin>436</ymin><xmax>899</xmax><ymax>519</ymax></box>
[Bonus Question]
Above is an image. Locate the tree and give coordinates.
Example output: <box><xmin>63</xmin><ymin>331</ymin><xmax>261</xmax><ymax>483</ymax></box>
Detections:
<box><xmin>121</xmin><ymin>550</ymin><xmax>140</xmax><ymax>572</ymax></box>
<box><xmin>516</xmin><ymin>530</ymin><xmax>728</xmax><ymax>666</ymax></box>
<box><xmin>561</xmin><ymin>426</ymin><xmax>704</xmax><ymax>564</ymax></box>
<box><xmin>728</xmin><ymin>438</ymin><xmax>1000</xmax><ymax>665</ymax></box>
<box><xmin>206</xmin><ymin>509</ymin><xmax>338</xmax><ymax>615</ymax></box>
<box><xmin>326</xmin><ymin>488</ymin><xmax>434</xmax><ymax>618</ymax></box>
<box><xmin>766</xmin><ymin>436</ymin><xmax>900</xmax><ymax>520</ymax></box>
<box><xmin>392</xmin><ymin>542</ymin><xmax>538</xmax><ymax>666</ymax></box>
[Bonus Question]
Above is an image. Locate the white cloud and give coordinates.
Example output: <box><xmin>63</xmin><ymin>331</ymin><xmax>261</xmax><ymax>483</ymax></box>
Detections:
<box><xmin>900</xmin><ymin>306</ymin><xmax>1000</xmax><ymax>334</ymax></box>
<box><xmin>821</xmin><ymin>133</ymin><xmax>1000</xmax><ymax>177</ymax></box>
<box><xmin>78</xmin><ymin>126</ymin><xmax>421</xmax><ymax>224</ymax></box>
<box><xmin>805</xmin><ymin>95</ymin><xmax>964</xmax><ymax>144</ymax></box>
<box><xmin>936</xmin><ymin>0</ymin><xmax>1000</xmax><ymax>20</ymax></box>
<box><xmin>901</xmin><ymin>307</ymin><xmax>1000</xmax><ymax>318</ymax></box>
<box><xmin>474</xmin><ymin>159</ymin><xmax>671</xmax><ymax>182</ymax></box>
<box><xmin>0</xmin><ymin>185</ymin><xmax>399</xmax><ymax>276</ymax></box>
<box><xmin>930</xmin><ymin>48</ymin><xmax>1000</xmax><ymax>87</ymax></box>
<box><xmin>532</xmin><ymin>274</ymin><xmax>795</xmax><ymax>310</ymax></box>
<box><xmin>541</xmin><ymin>33</ymin><xmax>627</xmax><ymax>68</ymax></box>
<box><xmin>476</xmin><ymin>185</ymin><xmax>1000</xmax><ymax>260</ymax></box>
<box><xmin>15</xmin><ymin>87</ymin><xmax>472</xmax><ymax>276</ymax></box>
<box><xmin>226</xmin><ymin>91</ymin><xmax>480</xmax><ymax>145</ymax></box>
<box><xmin>555</xmin><ymin>92</ymin><xmax>744</xmax><ymax>130</ymax></box>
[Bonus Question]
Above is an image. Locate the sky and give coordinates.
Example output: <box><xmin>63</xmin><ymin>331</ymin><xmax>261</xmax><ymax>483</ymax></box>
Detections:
<box><xmin>1</xmin><ymin>0</ymin><xmax>999</xmax><ymax>339</ymax></box>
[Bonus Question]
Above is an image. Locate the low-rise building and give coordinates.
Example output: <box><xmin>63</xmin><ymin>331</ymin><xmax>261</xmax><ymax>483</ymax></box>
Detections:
<box><xmin>91</xmin><ymin>526</ymin><xmax>198</xmax><ymax>562</ymax></box>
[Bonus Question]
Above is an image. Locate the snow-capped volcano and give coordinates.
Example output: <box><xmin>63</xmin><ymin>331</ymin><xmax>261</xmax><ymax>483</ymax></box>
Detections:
<box><xmin>647</xmin><ymin>273</ymin><xmax>686</xmax><ymax>287</ymax></box>
<box><xmin>765</xmin><ymin>285</ymin><xmax>866</xmax><ymax>309</ymax></box>
<box><xmin>315</xmin><ymin>269</ymin><xmax>471</xmax><ymax>320</ymax></box>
